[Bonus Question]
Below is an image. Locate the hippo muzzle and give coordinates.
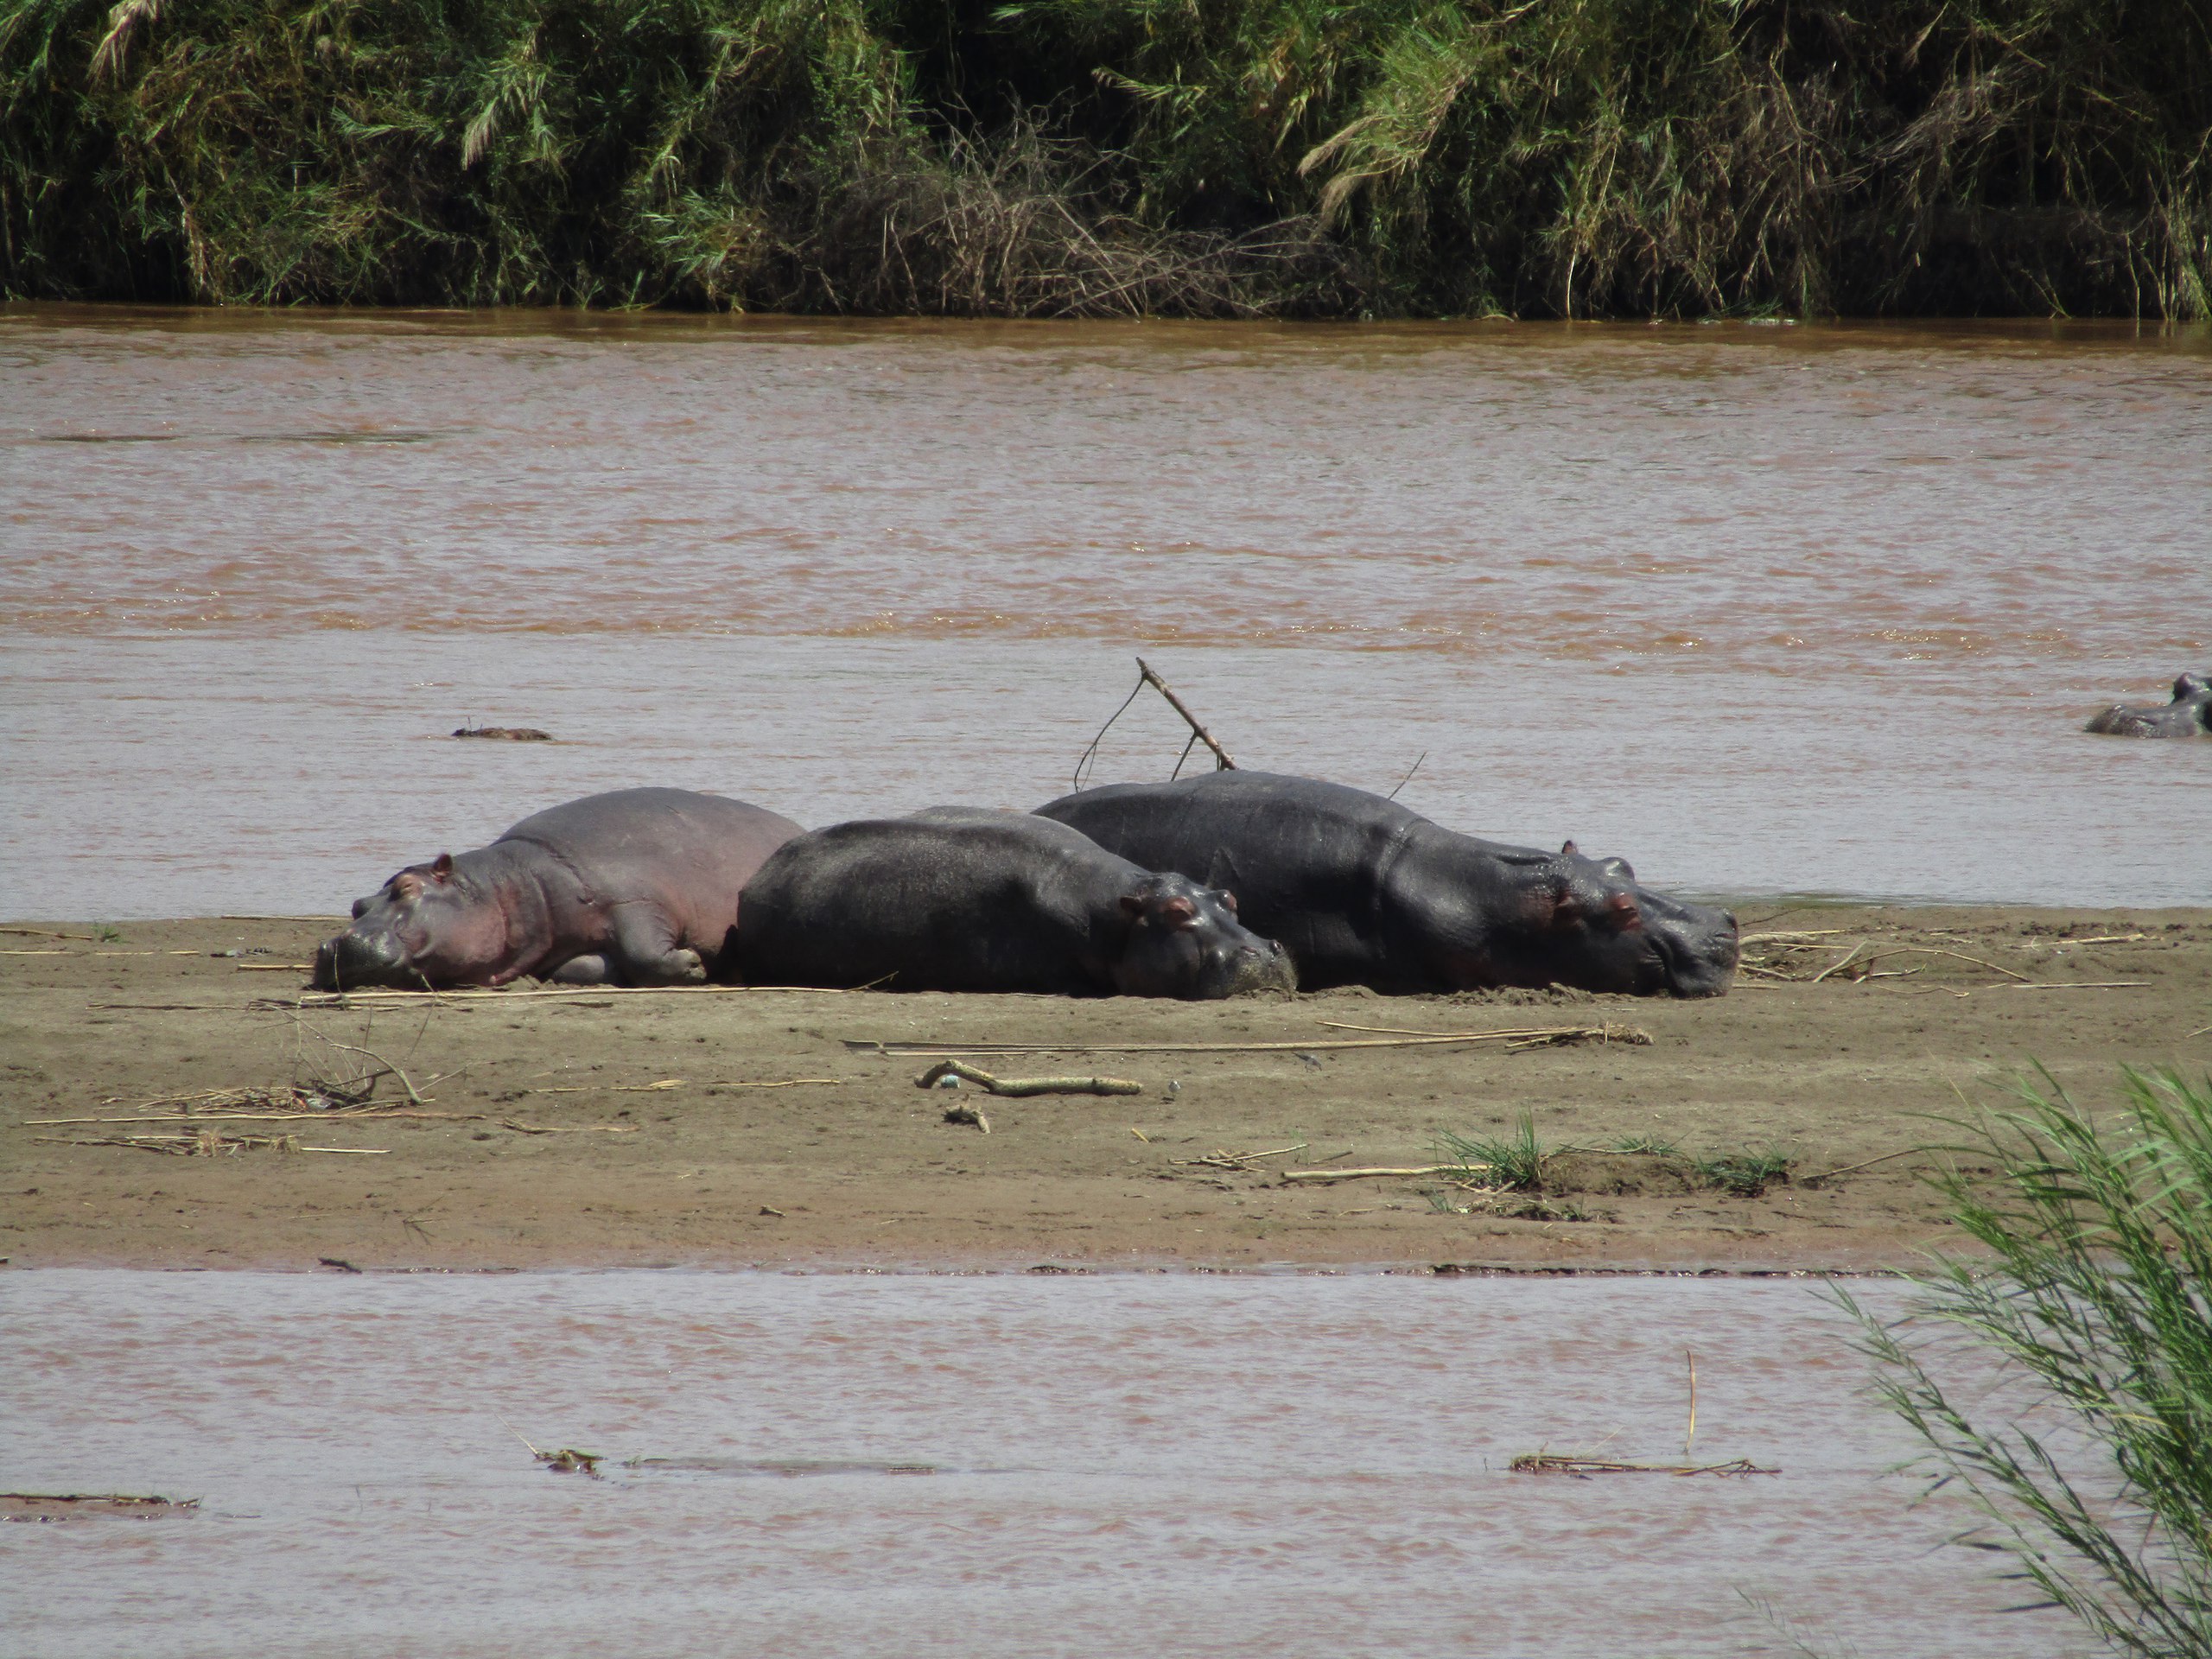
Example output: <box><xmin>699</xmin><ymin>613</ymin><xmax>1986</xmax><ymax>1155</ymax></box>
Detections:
<box><xmin>1200</xmin><ymin>937</ymin><xmax>1299</xmax><ymax>998</ymax></box>
<box><xmin>311</xmin><ymin>926</ymin><xmax>425</xmax><ymax>991</ymax></box>
<box><xmin>1646</xmin><ymin>899</ymin><xmax>1740</xmax><ymax>998</ymax></box>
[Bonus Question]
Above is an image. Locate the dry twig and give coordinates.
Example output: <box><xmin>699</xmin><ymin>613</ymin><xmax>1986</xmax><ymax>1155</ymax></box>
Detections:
<box><xmin>857</xmin><ymin>1022</ymin><xmax>1645</xmax><ymax>1058</ymax></box>
<box><xmin>914</xmin><ymin>1059</ymin><xmax>1142</xmax><ymax>1096</ymax></box>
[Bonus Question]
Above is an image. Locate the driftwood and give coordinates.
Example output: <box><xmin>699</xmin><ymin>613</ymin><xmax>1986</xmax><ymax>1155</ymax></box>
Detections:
<box><xmin>452</xmin><ymin>724</ymin><xmax>553</xmax><ymax>741</ymax></box>
<box><xmin>1510</xmin><ymin>1454</ymin><xmax>1777</xmax><ymax>1478</ymax></box>
<box><xmin>915</xmin><ymin>1059</ymin><xmax>1142</xmax><ymax>1097</ymax></box>
<box><xmin>1</xmin><ymin>1493</ymin><xmax>200</xmax><ymax>1520</ymax></box>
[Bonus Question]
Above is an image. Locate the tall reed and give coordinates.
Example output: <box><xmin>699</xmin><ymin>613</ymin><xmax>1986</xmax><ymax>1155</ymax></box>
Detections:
<box><xmin>1839</xmin><ymin>1067</ymin><xmax>2212</xmax><ymax>1658</ymax></box>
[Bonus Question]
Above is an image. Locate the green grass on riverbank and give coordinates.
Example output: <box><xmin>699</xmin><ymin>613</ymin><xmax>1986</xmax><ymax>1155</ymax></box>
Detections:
<box><xmin>1846</xmin><ymin>1067</ymin><xmax>2212</xmax><ymax>1657</ymax></box>
<box><xmin>3</xmin><ymin>0</ymin><xmax>2206</xmax><ymax>317</ymax></box>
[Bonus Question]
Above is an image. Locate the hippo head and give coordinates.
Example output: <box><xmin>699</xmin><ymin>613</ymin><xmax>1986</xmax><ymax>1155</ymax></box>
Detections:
<box><xmin>1510</xmin><ymin>852</ymin><xmax>1739</xmax><ymax>998</ymax></box>
<box><xmin>1111</xmin><ymin>875</ymin><xmax>1297</xmax><ymax>999</ymax></box>
<box><xmin>311</xmin><ymin>855</ymin><xmax>510</xmax><ymax>990</ymax></box>
<box><xmin>2176</xmin><ymin>671</ymin><xmax>2211</xmax><ymax>703</ymax></box>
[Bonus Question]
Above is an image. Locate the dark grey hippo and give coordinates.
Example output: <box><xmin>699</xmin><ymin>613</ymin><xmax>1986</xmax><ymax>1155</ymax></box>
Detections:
<box><xmin>1036</xmin><ymin>771</ymin><xmax>1738</xmax><ymax>998</ymax></box>
<box><xmin>313</xmin><ymin>788</ymin><xmax>804</xmax><ymax>990</ymax></box>
<box><xmin>734</xmin><ymin>808</ymin><xmax>1296</xmax><ymax>997</ymax></box>
<box><xmin>2086</xmin><ymin>672</ymin><xmax>2211</xmax><ymax>737</ymax></box>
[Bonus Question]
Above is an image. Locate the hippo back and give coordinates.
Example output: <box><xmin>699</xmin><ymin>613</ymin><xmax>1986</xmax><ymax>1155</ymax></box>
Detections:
<box><xmin>1037</xmin><ymin>772</ymin><xmax>1431</xmax><ymax>988</ymax></box>
<box><xmin>737</xmin><ymin>812</ymin><xmax>1122</xmax><ymax>994</ymax></box>
<box><xmin>736</xmin><ymin>809</ymin><xmax>1294</xmax><ymax>997</ymax></box>
<box><xmin>497</xmin><ymin>787</ymin><xmax>804</xmax><ymax>967</ymax></box>
<box><xmin>1038</xmin><ymin>771</ymin><xmax>1738</xmax><ymax>997</ymax></box>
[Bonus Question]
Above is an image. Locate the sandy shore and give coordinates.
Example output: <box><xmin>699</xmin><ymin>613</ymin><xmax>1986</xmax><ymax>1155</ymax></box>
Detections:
<box><xmin>2</xmin><ymin>906</ymin><xmax>2205</xmax><ymax>1273</ymax></box>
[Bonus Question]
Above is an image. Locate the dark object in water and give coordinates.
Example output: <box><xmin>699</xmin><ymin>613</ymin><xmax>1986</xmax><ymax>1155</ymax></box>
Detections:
<box><xmin>453</xmin><ymin>724</ymin><xmax>554</xmax><ymax>741</ymax></box>
<box><xmin>2</xmin><ymin>1493</ymin><xmax>200</xmax><ymax>1521</ymax></box>
<box><xmin>2084</xmin><ymin>672</ymin><xmax>2212</xmax><ymax>737</ymax></box>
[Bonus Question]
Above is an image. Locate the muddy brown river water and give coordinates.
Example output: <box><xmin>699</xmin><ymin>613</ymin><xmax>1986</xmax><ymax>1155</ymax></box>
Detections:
<box><xmin>0</xmin><ymin>1271</ymin><xmax>2089</xmax><ymax>1659</ymax></box>
<box><xmin>3</xmin><ymin>308</ymin><xmax>2209</xmax><ymax>917</ymax></box>
<box><xmin>0</xmin><ymin>312</ymin><xmax>2193</xmax><ymax>1656</ymax></box>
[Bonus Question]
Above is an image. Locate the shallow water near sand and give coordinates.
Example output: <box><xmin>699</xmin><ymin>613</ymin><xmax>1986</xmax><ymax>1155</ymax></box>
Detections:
<box><xmin>1</xmin><ymin>1269</ymin><xmax>2088</xmax><ymax>1659</ymax></box>
<box><xmin>3</xmin><ymin>307</ymin><xmax>2209</xmax><ymax>917</ymax></box>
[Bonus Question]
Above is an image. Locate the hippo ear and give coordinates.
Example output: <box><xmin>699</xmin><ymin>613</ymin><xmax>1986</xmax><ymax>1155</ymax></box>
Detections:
<box><xmin>430</xmin><ymin>853</ymin><xmax>454</xmax><ymax>882</ymax></box>
<box><xmin>1121</xmin><ymin>893</ymin><xmax>1146</xmax><ymax>918</ymax></box>
<box><xmin>1560</xmin><ymin>839</ymin><xmax>1579</xmax><ymax>857</ymax></box>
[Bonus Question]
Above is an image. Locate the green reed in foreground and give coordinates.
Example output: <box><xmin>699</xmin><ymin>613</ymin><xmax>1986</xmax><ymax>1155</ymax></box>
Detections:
<box><xmin>1839</xmin><ymin>1068</ymin><xmax>2212</xmax><ymax>1658</ymax></box>
<box><xmin>3</xmin><ymin>0</ymin><xmax>2206</xmax><ymax>315</ymax></box>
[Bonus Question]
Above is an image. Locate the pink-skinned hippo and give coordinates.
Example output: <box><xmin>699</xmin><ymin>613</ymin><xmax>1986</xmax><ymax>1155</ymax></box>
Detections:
<box><xmin>312</xmin><ymin>788</ymin><xmax>804</xmax><ymax>990</ymax></box>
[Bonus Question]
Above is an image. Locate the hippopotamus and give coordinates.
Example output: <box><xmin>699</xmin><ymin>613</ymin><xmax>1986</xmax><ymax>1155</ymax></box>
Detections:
<box><xmin>734</xmin><ymin>808</ymin><xmax>1297</xmax><ymax>997</ymax></box>
<box><xmin>313</xmin><ymin>788</ymin><xmax>804</xmax><ymax>990</ymax></box>
<box><xmin>1035</xmin><ymin>772</ymin><xmax>1738</xmax><ymax>998</ymax></box>
<box><xmin>2085</xmin><ymin>672</ymin><xmax>2211</xmax><ymax>737</ymax></box>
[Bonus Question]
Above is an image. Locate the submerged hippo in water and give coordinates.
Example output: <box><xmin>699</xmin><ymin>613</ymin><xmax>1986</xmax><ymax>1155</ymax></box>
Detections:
<box><xmin>2085</xmin><ymin>672</ymin><xmax>2211</xmax><ymax>737</ymax></box>
<box><xmin>1036</xmin><ymin>772</ymin><xmax>1738</xmax><ymax>998</ymax></box>
<box><xmin>313</xmin><ymin>787</ymin><xmax>804</xmax><ymax>990</ymax></box>
<box><xmin>734</xmin><ymin>808</ymin><xmax>1296</xmax><ymax>997</ymax></box>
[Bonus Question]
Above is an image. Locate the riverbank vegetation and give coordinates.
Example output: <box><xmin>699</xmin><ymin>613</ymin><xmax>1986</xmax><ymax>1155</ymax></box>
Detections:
<box><xmin>1845</xmin><ymin>1068</ymin><xmax>2212</xmax><ymax>1657</ymax></box>
<box><xmin>3</xmin><ymin>0</ymin><xmax>2205</xmax><ymax>316</ymax></box>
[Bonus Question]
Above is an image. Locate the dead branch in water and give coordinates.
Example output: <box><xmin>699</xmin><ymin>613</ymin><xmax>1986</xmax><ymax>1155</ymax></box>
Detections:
<box><xmin>0</xmin><ymin>1493</ymin><xmax>200</xmax><ymax>1519</ymax></box>
<box><xmin>1510</xmin><ymin>1453</ymin><xmax>1776</xmax><ymax>1478</ymax></box>
<box><xmin>915</xmin><ymin>1059</ymin><xmax>1142</xmax><ymax>1097</ymax></box>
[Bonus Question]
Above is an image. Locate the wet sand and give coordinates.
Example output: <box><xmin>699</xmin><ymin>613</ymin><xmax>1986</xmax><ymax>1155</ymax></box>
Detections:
<box><xmin>3</xmin><ymin>906</ymin><xmax>2205</xmax><ymax>1273</ymax></box>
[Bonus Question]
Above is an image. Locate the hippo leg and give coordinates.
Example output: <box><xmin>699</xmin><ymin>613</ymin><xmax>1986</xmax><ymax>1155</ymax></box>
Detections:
<box><xmin>548</xmin><ymin>954</ymin><xmax>615</xmax><ymax>986</ymax></box>
<box><xmin>607</xmin><ymin>905</ymin><xmax>708</xmax><ymax>986</ymax></box>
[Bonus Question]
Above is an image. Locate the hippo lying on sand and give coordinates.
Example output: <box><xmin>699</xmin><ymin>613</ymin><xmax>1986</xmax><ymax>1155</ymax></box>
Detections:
<box><xmin>1036</xmin><ymin>772</ymin><xmax>1738</xmax><ymax>998</ymax></box>
<box><xmin>2085</xmin><ymin>672</ymin><xmax>2211</xmax><ymax>737</ymax></box>
<box><xmin>314</xmin><ymin>788</ymin><xmax>804</xmax><ymax>989</ymax></box>
<box><xmin>735</xmin><ymin>808</ymin><xmax>1296</xmax><ymax>997</ymax></box>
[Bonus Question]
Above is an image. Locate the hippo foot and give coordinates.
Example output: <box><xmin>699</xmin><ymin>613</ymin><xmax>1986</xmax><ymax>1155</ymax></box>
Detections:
<box><xmin>548</xmin><ymin>954</ymin><xmax>614</xmax><ymax>986</ymax></box>
<box><xmin>630</xmin><ymin>947</ymin><xmax>707</xmax><ymax>987</ymax></box>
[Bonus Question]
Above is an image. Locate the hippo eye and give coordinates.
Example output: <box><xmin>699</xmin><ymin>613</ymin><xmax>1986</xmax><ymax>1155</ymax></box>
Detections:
<box><xmin>1216</xmin><ymin>890</ymin><xmax>1238</xmax><ymax>914</ymax></box>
